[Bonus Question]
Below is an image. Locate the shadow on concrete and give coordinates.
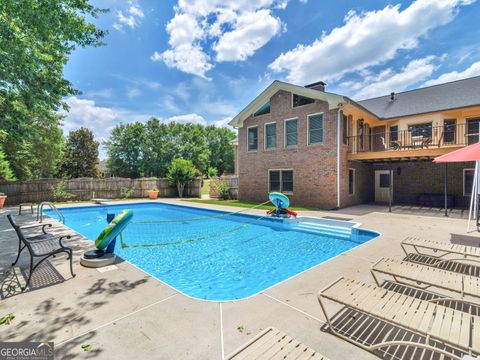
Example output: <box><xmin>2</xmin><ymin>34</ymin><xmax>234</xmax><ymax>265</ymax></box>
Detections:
<box><xmin>2</xmin><ymin>274</ymin><xmax>149</xmax><ymax>358</ymax></box>
<box><xmin>449</xmin><ymin>233</ymin><xmax>480</xmax><ymax>246</ymax></box>
<box><xmin>0</xmin><ymin>261</ymin><xmax>66</xmax><ymax>299</ymax></box>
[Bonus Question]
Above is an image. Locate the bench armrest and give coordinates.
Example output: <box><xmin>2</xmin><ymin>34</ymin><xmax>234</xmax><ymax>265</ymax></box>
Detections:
<box><xmin>22</xmin><ymin>223</ymin><xmax>52</xmax><ymax>234</ymax></box>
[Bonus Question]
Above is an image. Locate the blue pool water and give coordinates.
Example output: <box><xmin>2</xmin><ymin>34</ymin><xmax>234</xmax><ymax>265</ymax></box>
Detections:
<box><xmin>46</xmin><ymin>202</ymin><xmax>379</xmax><ymax>301</ymax></box>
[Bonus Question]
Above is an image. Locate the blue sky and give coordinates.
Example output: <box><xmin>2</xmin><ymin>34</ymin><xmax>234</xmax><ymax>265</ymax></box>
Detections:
<box><xmin>62</xmin><ymin>0</ymin><xmax>480</xmax><ymax>156</ymax></box>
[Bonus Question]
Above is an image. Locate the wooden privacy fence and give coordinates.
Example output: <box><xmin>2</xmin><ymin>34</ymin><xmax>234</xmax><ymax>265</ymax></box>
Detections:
<box><xmin>0</xmin><ymin>177</ymin><xmax>202</xmax><ymax>206</ymax></box>
<box><xmin>209</xmin><ymin>176</ymin><xmax>239</xmax><ymax>199</ymax></box>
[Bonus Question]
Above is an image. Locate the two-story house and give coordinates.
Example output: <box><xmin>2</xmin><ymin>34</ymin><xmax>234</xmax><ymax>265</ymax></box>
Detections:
<box><xmin>229</xmin><ymin>76</ymin><xmax>480</xmax><ymax>209</ymax></box>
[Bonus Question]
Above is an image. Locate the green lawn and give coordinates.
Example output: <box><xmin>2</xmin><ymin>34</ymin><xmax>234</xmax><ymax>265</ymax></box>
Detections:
<box><xmin>183</xmin><ymin>199</ymin><xmax>321</xmax><ymax>211</ymax></box>
<box><xmin>201</xmin><ymin>179</ymin><xmax>210</xmax><ymax>195</ymax></box>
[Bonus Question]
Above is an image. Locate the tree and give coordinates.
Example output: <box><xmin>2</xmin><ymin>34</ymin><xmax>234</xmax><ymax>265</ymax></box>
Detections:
<box><xmin>0</xmin><ymin>0</ymin><xmax>107</xmax><ymax>179</ymax></box>
<box><xmin>105</xmin><ymin>122</ymin><xmax>146</xmax><ymax>177</ymax></box>
<box><xmin>0</xmin><ymin>151</ymin><xmax>14</xmax><ymax>181</ymax></box>
<box><xmin>104</xmin><ymin>120</ymin><xmax>237</xmax><ymax>178</ymax></box>
<box><xmin>166</xmin><ymin>158</ymin><xmax>199</xmax><ymax>198</ymax></box>
<box><xmin>205</xmin><ymin>126</ymin><xmax>236</xmax><ymax>175</ymax></box>
<box><xmin>58</xmin><ymin>128</ymin><xmax>99</xmax><ymax>178</ymax></box>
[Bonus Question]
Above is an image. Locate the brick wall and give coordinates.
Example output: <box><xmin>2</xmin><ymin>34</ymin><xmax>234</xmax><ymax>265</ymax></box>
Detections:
<box><xmin>238</xmin><ymin>90</ymin><xmax>340</xmax><ymax>209</ymax></box>
<box><xmin>371</xmin><ymin>161</ymin><xmax>474</xmax><ymax>208</ymax></box>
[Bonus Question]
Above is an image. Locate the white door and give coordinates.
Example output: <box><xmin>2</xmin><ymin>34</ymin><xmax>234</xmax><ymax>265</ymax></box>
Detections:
<box><xmin>375</xmin><ymin>170</ymin><xmax>392</xmax><ymax>203</ymax></box>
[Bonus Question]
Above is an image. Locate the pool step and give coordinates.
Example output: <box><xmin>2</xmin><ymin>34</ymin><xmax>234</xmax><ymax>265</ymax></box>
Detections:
<box><xmin>294</xmin><ymin>223</ymin><xmax>352</xmax><ymax>239</ymax></box>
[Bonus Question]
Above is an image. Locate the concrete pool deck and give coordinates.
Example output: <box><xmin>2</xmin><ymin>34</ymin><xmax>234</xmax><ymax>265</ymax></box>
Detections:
<box><xmin>0</xmin><ymin>199</ymin><xmax>478</xmax><ymax>359</ymax></box>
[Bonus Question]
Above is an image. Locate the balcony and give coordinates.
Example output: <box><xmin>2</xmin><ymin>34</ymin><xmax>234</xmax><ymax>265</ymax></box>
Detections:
<box><xmin>347</xmin><ymin>123</ymin><xmax>477</xmax><ymax>161</ymax></box>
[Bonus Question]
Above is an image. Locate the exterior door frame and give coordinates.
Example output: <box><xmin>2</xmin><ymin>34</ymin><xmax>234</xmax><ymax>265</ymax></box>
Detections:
<box><xmin>375</xmin><ymin>170</ymin><xmax>393</xmax><ymax>203</ymax></box>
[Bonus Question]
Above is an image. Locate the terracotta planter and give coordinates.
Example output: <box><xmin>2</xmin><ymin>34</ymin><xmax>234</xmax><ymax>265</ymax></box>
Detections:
<box><xmin>0</xmin><ymin>195</ymin><xmax>6</xmax><ymax>209</ymax></box>
<box><xmin>148</xmin><ymin>191</ymin><xmax>159</xmax><ymax>200</ymax></box>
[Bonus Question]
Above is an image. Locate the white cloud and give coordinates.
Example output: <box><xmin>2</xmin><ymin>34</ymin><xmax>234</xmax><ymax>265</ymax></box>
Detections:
<box><xmin>213</xmin><ymin>10</ymin><xmax>282</xmax><ymax>62</ymax></box>
<box><xmin>113</xmin><ymin>2</ymin><xmax>145</xmax><ymax>32</ymax></box>
<box><xmin>127</xmin><ymin>88</ymin><xmax>141</xmax><ymax>98</ymax></box>
<box><xmin>353</xmin><ymin>56</ymin><xmax>438</xmax><ymax>99</ymax></box>
<box><xmin>213</xmin><ymin>116</ymin><xmax>235</xmax><ymax>129</ymax></box>
<box><xmin>423</xmin><ymin>61</ymin><xmax>480</xmax><ymax>86</ymax></box>
<box><xmin>87</xmin><ymin>88</ymin><xmax>114</xmax><ymax>98</ymax></box>
<box><xmin>60</xmin><ymin>97</ymin><xmax>151</xmax><ymax>143</ymax></box>
<box><xmin>269</xmin><ymin>0</ymin><xmax>473</xmax><ymax>84</ymax></box>
<box><xmin>164</xmin><ymin>113</ymin><xmax>207</xmax><ymax>125</ymax></box>
<box><xmin>153</xmin><ymin>1</ymin><xmax>287</xmax><ymax>78</ymax></box>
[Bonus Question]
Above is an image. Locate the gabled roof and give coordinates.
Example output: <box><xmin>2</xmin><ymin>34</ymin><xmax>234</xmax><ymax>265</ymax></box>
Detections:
<box><xmin>229</xmin><ymin>80</ymin><xmax>346</xmax><ymax>128</ymax></box>
<box><xmin>358</xmin><ymin>76</ymin><xmax>480</xmax><ymax>119</ymax></box>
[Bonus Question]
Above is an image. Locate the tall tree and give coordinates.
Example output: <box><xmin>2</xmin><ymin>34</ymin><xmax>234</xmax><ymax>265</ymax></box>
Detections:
<box><xmin>59</xmin><ymin>128</ymin><xmax>99</xmax><ymax>178</ymax></box>
<box><xmin>205</xmin><ymin>126</ymin><xmax>236</xmax><ymax>175</ymax></box>
<box><xmin>106</xmin><ymin>122</ymin><xmax>146</xmax><ymax>178</ymax></box>
<box><xmin>0</xmin><ymin>0</ymin><xmax>107</xmax><ymax>179</ymax></box>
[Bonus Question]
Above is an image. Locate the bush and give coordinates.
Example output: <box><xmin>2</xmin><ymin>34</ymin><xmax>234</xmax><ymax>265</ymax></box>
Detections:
<box><xmin>212</xmin><ymin>180</ymin><xmax>230</xmax><ymax>200</ymax></box>
<box><xmin>51</xmin><ymin>180</ymin><xmax>76</xmax><ymax>202</ymax></box>
<box><xmin>206</xmin><ymin>167</ymin><xmax>218</xmax><ymax>178</ymax></box>
<box><xmin>120</xmin><ymin>187</ymin><xmax>135</xmax><ymax>199</ymax></box>
<box><xmin>167</xmin><ymin>158</ymin><xmax>199</xmax><ymax>198</ymax></box>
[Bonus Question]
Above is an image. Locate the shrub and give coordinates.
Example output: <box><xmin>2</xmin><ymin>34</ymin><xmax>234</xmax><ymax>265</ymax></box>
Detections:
<box><xmin>167</xmin><ymin>158</ymin><xmax>199</xmax><ymax>198</ymax></box>
<box><xmin>206</xmin><ymin>167</ymin><xmax>218</xmax><ymax>178</ymax></box>
<box><xmin>120</xmin><ymin>187</ymin><xmax>135</xmax><ymax>199</ymax></box>
<box><xmin>51</xmin><ymin>180</ymin><xmax>76</xmax><ymax>202</ymax></box>
<box><xmin>212</xmin><ymin>179</ymin><xmax>230</xmax><ymax>200</ymax></box>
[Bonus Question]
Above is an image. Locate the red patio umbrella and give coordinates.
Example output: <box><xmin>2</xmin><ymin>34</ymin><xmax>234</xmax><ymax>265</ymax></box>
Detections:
<box><xmin>433</xmin><ymin>142</ymin><xmax>480</xmax><ymax>228</ymax></box>
<box><xmin>433</xmin><ymin>142</ymin><xmax>480</xmax><ymax>163</ymax></box>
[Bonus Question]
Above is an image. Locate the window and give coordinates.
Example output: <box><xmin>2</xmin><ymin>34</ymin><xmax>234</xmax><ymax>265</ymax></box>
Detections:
<box><xmin>444</xmin><ymin>119</ymin><xmax>456</xmax><ymax>143</ymax></box>
<box><xmin>265</xmin><ymin>122</ymin><xmax>276</xmax><ymax>149</ymax></box>
<box><xmin>379</xmin><ymin>173</ymin><xmax>391</xmax><ymax>188</ymax></box>
<box><xmin>308</xmin><ymin>114</ymin><xmax>324</xmax><ymax>145</ymax></box>
<box><xmin>348</xmin><ymin>168</ymin><xmax>355</xmax><ymax>195</ymax></box>
<box><xmin>269</xmin><ymin>170</ymin><xmax>281</xmax><ymax>192</ymax></box>
<box><xmin>254</xmin><ymin>101</ymin><xmax>270</xmax><ymax>116</ymax></box>
<box><xmin>285</xmin><ymin>119</ymin><xmax>298</xmax><ymax>147</ymax></box>
<box><xmin>467</xmin><ymin>118</ymin><xmax>480</xmax><ymax>145</ymax></box>
<box><xmin>464</xmin><ymin>168</ymin><xmax>475</xmax><ymax>196</ymax></box>
<box><xmin>247</xmin><ymin>127</ymin><xmax>258</xmax><ymax>151</ymax></box>
<box><xmin>269</xmin><ymin>170</ymin><xmax>293</xmax><ymax>193</ymax></box>
<box><xmin>390</xmin><ymin>125</ymin><xmax>398</xmax><ymax>142</ymax></box>
<box><xmin>343</xmin><ymin>115</ymin><xmax>348</xmax><ymax>144</ymax></box>
<box><xmin>292</xmin><ymin>94</ymin><xmax>315</xmax><ymax>107</ymax></box>
<box><xmin>408</xmin><ymin>123</ymin><xmax>432</xmax><ymax>138</ymax></box>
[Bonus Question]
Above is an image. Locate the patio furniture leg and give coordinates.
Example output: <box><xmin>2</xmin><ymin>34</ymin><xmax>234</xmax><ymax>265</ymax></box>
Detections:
<box><xmin>68</xmin><ymin>249</ymin><xmax>75</xmax><ymax>278</ymax></box>
<box><xmin>12</xmin><ymin>243</ymin><xmax>26</xmax><ymax>266</ymax></box>
<box><xmin>23</xmin><ymin>256</ymin><xmax>35</xmax><ymax>291</ymax></box>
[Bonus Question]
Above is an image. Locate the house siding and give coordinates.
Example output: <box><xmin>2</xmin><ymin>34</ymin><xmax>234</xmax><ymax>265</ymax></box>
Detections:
<box><xmin>238</xmin><ymin>90</ymin><xmax>340</xmax><ymax>209</ymax></box>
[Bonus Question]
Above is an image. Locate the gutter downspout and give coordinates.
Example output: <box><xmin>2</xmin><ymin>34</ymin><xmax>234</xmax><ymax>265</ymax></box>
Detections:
<box><xmin>336</xmin><ymin>107</ymin><xmax>342</xmax><ymax>209</ymax></box>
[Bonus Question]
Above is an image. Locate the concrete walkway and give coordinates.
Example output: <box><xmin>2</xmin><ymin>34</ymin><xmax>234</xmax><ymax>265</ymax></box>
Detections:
<box><xmin>0</xmin><ymin>200</ymin><xmax>477</xmax><ymax>359</ymax></box>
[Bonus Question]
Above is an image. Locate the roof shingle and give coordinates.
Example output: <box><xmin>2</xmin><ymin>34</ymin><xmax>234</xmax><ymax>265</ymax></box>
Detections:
<box><xmin>357</xmin><ymin>76</ymin><xmax>480</xmax><ymax>119</ymax></box>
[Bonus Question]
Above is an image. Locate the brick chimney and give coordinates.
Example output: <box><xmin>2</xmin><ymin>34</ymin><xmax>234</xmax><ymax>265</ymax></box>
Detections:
<box><xmin>305</xmin><ymin>81</ymin><xmax>326</xmax><ymax>92</ymax></box>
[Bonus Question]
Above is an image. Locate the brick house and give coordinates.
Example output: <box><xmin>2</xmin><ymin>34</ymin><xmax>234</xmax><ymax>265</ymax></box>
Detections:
<box><xmin>229</xmin><ymin>76</ymin><xmax>480</xmax><ymax>209</ymax></box>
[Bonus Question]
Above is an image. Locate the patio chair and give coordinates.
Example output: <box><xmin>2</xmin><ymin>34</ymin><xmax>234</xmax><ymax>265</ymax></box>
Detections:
<box><xmin>401</xmin><ymin>236</ymin><xmax>480</xmax><ymax>265</ymax></box>
<box><xmin>7</xmin><ymin>215</ymin><xmax>75</xmax><ymax>290</ymax></box>
<box><xmin>225</xmin><ymin>326</ymin><xmax>328</xmax><ymax>360</ymax></box>
<box><xmin>318</xmin><ymin>277</ymin><xmax>480</xmax><ymax>359</ymax></box>
<box><xmin>370</xmin><ymin>257</ymin><xmax>480</xmax><ymax>300</ymax></box>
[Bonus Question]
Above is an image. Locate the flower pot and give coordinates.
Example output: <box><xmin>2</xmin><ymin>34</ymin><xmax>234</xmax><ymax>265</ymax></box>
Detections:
<box><xmin>148</xmin><ymin>191</ymin><xmax>159</xmax><ymax>200</ymax></box>
<box><xmin>0</xmin><ymin>195</ymin><xmax>6</xmax><ymax>209</ymax></box>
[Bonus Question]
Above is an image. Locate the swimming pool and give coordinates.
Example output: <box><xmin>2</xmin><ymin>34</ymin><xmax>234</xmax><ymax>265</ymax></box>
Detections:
<box><xmin>46</xmin><ymin>202</ymin><xmax>379</xmax><ymax>301</ymax></box>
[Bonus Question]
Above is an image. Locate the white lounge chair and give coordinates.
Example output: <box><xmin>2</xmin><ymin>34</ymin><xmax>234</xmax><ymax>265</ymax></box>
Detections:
<box><xmin>401</xmin><ymin>236</ymin><xmax>480</xmax><ymax>265</ymax></box>
<box><xmin>371</xmin><ymin>257</ymin><xmax>480</xmax><ymax>300</ymax></box>
<box><xmin>225</xmin><ymin>327</ymin><xmax>327</xmax><ymax>360</ymax></box>
<box><xmin>318</xmin><ymin>277</ymin><xmax>480</xmax><ymax>360</ymax></box>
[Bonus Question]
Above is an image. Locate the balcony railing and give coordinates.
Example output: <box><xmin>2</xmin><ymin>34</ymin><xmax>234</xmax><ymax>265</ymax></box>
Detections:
<box><xmin>347</xmin><ymin>123</ymin><xmax>478</xmax><ymax>154</ymax></box>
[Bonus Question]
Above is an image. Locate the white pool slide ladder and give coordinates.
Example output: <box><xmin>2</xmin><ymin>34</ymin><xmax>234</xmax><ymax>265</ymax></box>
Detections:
<box><xmin>37</xmin><ymin>201</ymin><xmax>65</xmax><ymax>224</ymax></box>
